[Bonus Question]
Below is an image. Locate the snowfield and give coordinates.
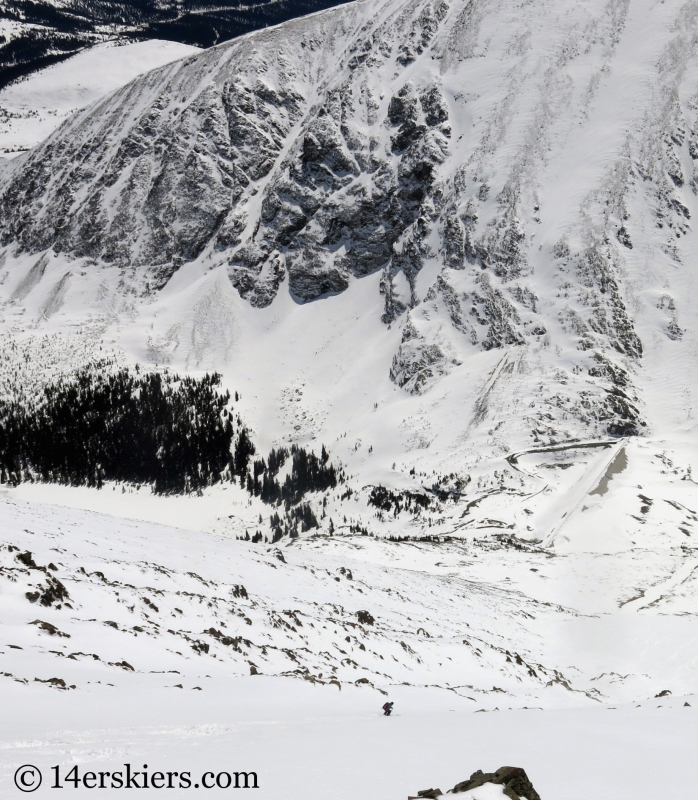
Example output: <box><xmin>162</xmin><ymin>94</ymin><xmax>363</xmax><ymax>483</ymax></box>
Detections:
<box><xmin>1</xmin><ymin>493</ymin><xmax>697</xmax><ymax>799</ymax></box>
<box><xmin>2</xmin><ymin>678</ymin><xmax>697</xmax><ymax>799</ymax></box>
<box><xmin>0</xmin><ymin>40</ymin><xmax>199</xmax><ymax>159</ymax></box>
<box><xmin>1</xmin><ymin>0</ymin><xmax>698</xmax><ymax>795</ymax></box>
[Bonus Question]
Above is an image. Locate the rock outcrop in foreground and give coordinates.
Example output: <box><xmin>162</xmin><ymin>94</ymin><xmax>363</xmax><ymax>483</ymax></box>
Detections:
<box><xmin>412</xmin><ymin>766</ymin><xmax>541</xmax><ymax>800</ymax></box>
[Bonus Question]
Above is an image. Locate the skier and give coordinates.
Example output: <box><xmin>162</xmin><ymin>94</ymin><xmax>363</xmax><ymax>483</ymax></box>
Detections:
<box><xmin>382</xmin><ymin>701</ymin><xmax>394</xmax><ymax>716</ymax></box>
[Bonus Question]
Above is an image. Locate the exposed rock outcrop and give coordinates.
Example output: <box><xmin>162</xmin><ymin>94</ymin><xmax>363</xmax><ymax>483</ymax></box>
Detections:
<box><xmin>411</xmin><ymin>765</ymin><xmax>541</xmax><ymax>800</ymax></box>
<box><xmin>1</xmin><ymin>0</ymin><xmax>695</xmax><ymax>437</ymax></box>
<box><xmin>451</xmin><ymin>766</ymin><xmax>541</xmax><ymax>799</ymax></box>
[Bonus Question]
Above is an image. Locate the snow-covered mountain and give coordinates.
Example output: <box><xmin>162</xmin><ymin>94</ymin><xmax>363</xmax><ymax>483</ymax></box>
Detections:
<box><xmin>0</xmin><ymin>39</ymin><xmax>199</xmax><ymax>158</ymax></box>
<box><xmin>0</xmin><ymin>0</ymin><xmax>349</xmax><ymax>88</ymax></box>
<box><xmin>0</xmin><ymin>1</ymin><xmax>698</xmax><ymax>794</ymax></box>
<box><xmin>0</xmin><ymin>0</ymin><xmax>696</xmax><ymax>481</ymax></box>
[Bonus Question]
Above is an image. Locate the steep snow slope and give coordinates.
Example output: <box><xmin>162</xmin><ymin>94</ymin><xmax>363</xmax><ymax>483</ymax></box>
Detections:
<box><xmin>0</xmin><ymin>0</ymin><xmax>695</xmax><ymax>561</ymax></box>
<box><xmin>0</xmin><ymin>0</ymin><xmax>351</xmax><ymax>90</ymax></box>
<box><xmin>1</xmin><ymin>495</ymin><xmax>698</xmax><ymax>799</ymax></box>
<box><xmin>1</xmin><ymin>678</ymin><xmax>696</xmax><ymax>799</ymax></box>
<box><xmin>0</xmin><ymin>0</ymin><xmax>696</xmax><ymax>455</ymax></box>
<box><xmin>2</xmin><ymin>491</ymin><xmax>698</xmax><ymax>707</ymax></box>
<box><xmin>1</xmin><ymin>0</ymin><xmax>698</xmax><ymax>784</ymax></box>
<box><xmin>0</xmin><ymin>40</ymin><xmax>199</xmax><ymax>158</ymax></box>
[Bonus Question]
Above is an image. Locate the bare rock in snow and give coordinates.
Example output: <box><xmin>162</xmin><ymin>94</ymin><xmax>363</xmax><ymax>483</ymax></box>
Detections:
<box><xmin>453</xmin><ymin>766</ymin><xmax>541</xmax><ymax>799</ymax></box>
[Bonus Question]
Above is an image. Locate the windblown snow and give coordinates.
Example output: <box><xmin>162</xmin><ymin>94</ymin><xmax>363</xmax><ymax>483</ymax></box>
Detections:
<box><xmin>1</xmin><ymin>0</ymin><xmax>698</xmax><ymax>796</ymax></box>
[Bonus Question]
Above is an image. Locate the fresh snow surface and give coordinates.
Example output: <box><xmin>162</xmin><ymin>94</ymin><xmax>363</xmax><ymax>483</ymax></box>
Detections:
<box><xmin>2</xmin><ymin>676</ymin><xmax>696</xmax><ymax>800</ymax></box>
<box><xmin>0</xmin><ymin>40</ymin><xmax>198</xmax><ymax>158</ymax></box>
<box><xmin>1</xmin><ymin>495</ymin><xmax>697</xmax><ymax>799</ymax></box>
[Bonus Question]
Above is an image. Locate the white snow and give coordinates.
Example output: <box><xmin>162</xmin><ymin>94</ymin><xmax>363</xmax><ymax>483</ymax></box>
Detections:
<box><xmin>0</xmin><ymin>40</ymin><xmax>199</xmax><ymax>158</ymax></box>
<box><xmin>1</xmin><ymin>494</ymin><xmax>697</xmax><ymax>799</ymax></box>
<box><xmin>0</xmin><ymin>0</ymin><xmax>697</xmax><ymax>795</ymax></box>
<box><xmin>2</xmin><ymin>676</ymin><xmax>697</xmax><ymax>799</ymax></box>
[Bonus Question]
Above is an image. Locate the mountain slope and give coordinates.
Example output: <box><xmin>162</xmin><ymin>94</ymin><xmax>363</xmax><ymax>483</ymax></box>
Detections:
<box><xmin>0</xmin><ymin>0</ymin><xmax>695</xmax><ymax>546</ymax></box>
<box><xmin>0</xmin><ymin>0</ymin><xmax>350</xmax><ymax>89</ymax></box>
<box><xmin>1</xmin><ymin>2</ymin><xmax>698</xmax><ymax>781</ymax></box>
<box><xmin>3</xmin><ymin>486</ymin><xmax>698</xmax><ymax>703</ymax></box>
<box><xmin>0</xmin><ymin>39</ymin><xmax>198</xmax><ymax>158</ymax></box>
<box><xmin>0</xmin><ymin>0</ymin><xmax>696</xmax><ymax>449</ymax></box>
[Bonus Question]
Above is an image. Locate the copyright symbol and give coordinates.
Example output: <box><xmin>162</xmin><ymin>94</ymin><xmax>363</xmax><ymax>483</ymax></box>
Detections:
<box><xmin>14</xmin><ymin>765</ymin><xmax>42</xmax><ymax>792</ymax></box>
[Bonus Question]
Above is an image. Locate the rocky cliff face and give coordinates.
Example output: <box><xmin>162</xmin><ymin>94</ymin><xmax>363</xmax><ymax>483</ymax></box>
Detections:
<box><xmin>0</xmin><ymin>0</ymin><xmax>697</xmax><ymax>447</ymax></box>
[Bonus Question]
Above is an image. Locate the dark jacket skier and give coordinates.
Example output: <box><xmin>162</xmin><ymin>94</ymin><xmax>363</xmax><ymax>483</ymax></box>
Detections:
<box><xmin>382</xmin><ymin>702</ymin><xmax>394</xmax><ymax>716</ymax></box>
